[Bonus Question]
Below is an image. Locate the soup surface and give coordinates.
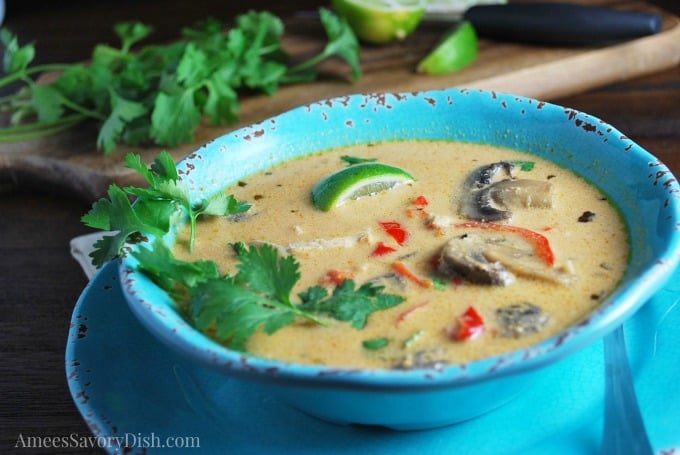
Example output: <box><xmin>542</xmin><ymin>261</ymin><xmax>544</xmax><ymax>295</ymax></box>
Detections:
<box><xmin>176</xmin><ymin>140</ymin><xmax>629</xmax><ymax>369</ymax></box>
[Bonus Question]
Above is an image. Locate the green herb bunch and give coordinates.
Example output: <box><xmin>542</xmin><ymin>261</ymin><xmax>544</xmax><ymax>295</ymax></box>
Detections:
<box><xmin>0</xmin><ymin>9</ymin><xmax>361</xmax><ymax>153</ymax></box>
<box><xmin>82</xmin><ymin>152</ymin><xmax>404</xmax><ymax>352</ymax></box>
<box><xmin>81</xmin><ymin>151</ymin><xmax>251</xmax><ymax>265</ymax></box>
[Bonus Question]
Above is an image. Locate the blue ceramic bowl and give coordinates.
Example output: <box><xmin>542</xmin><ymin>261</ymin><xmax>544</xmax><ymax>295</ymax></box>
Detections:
<box><xmin>119</xmin><ymin>89</ymin><xmax>680</xmax><ymax>430</ymax></box>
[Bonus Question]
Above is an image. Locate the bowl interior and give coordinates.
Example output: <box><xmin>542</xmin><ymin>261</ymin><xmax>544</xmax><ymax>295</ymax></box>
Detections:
<box><xmin>120</xmin><ymin>89</ymin><xmax>680</xmax><ymax>388</ymax></box>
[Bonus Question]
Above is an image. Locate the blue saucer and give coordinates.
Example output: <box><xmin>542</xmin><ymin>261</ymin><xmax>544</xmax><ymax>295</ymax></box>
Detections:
<box><xmin>66</xmin><ymin>261</ymin><xmax>680</xmax><ymax>454</ymax></box>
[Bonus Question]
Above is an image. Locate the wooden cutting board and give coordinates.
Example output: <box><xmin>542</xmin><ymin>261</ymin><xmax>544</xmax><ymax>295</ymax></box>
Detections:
<box><xmin>2</xmin><ymin>0</ymin><xmax>680</xmax><ymax>201</ymax></box>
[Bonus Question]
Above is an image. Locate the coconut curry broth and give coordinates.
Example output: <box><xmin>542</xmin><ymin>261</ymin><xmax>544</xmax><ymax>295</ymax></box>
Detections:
<box><xmin>176</xmin><ymin>141</ymin><xmax>629</xmax><ymax>369</ymax></box>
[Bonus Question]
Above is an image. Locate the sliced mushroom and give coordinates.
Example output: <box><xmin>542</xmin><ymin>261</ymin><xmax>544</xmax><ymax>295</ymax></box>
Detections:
<box><xmin>460</xmin><ymin>162</ymin><xmax>515</xmax><ymax>221</ymax></box>
<box><xmin>468</xmin><ymin>190</ymin><xmax>513</xmax><ymax>222</ymax></box>
<box><xmin>466</xmin><ymin>161</ymin><xmax>515</xmax><ymax>189</ymax></box>
<box><xmin>460</xmin><ymin>162</ymin><xmax>553</xmax><ymax>222</ymax></box>
<box><xmin>496</xmin><ymin>302</ymin><xmax>551</xmax><ymax>338</ymax></box>
<box><xmin>438</xmin><ymin>233</ymin><xmax>516</xmax><ymax>286</ymax></box>
<box><xmin>482</xmin><ymin>240</ymin><xmax>575</xmax><ymax>285</ymax></box>
<box><xmin>437</xmin><ymin>231</ymin><xmax>574</xmax><ymax>286</ymax></box>
<box><xmin>482</xmin><ymin>179</ymin><xmax>553</xmax><ymax>209</ymax></box>
<box><xmin>367</xmin><ymin>272</ymin><xmax>407</xmax><ymax>290</ymax></box>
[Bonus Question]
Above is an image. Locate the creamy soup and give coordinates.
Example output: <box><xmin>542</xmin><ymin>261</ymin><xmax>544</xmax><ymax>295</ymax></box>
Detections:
<box><xmin>175</xmin><ymin>140</ymin><xmax>629</xmax><ymax>369</ymax></box>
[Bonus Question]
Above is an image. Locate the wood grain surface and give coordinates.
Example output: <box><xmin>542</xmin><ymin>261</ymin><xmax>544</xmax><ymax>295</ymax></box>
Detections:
<box><xmin>1</xmin><ymin>1</ymin><xmax>679</xmax><ymax>453</ymax></box>
<box><xmin>2</xmin><ymin>0</ymin><xmax>679</xmax><ymax>200</ymax></box>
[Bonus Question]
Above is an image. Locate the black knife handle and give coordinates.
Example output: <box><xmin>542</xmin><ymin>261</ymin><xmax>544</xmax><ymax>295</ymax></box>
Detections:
<box><xmin>462</xmin><ymin>2</ymin><xmax>663</xmax><ymax>46</ymax></box>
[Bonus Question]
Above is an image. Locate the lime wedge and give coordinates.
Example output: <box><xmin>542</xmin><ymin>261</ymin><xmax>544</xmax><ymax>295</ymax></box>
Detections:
<box><xmin>312</xmin><ymin>163</ymin><xmax>415</xmax><ymax>211</ymax></box>
<box><xmin>331</xmin><ymin>0</ymin><xmax>427</xmax><ymax>44</ymax></box>
<box><xmin>416</xmin><ymin>21</ymin><xmax>478</xmax><ymax>75</ymax></box>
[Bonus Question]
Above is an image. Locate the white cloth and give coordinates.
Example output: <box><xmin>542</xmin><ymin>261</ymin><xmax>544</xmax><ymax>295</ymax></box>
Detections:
<box><xmin>69</xmin><ymin>232</ymin><xmax>107</xmax><ymax>279</ymax></box>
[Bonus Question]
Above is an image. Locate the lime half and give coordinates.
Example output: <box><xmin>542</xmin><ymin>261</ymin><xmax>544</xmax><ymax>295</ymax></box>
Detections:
<box><xmin>312</xmin><ymin>163</ymin><xmax>415</xmax><ymax>211</ymax></box>
<box><xmin>417</xmin><ymin>21</ymin><xmax>478</xmax><ymax>75</ymax></box>
<box><xmin>331</xmin><ymin>0</ymin><xmax>427</xmax><ymax>45</ymax></box>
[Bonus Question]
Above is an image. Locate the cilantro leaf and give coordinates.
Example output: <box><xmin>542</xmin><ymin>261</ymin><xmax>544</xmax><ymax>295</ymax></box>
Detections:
<box><xmin>300</xmin><ymin>280</ymin><xmax>404</xmax><ymax>329</ymax></box>
<box><xmin>132</xmin><ymin>239</ymin><xmax>221</xmax><ymax>295</ymax></box>
<box><xmin>151</xmin><ymin>90</ymin><xmax>201</xmax><ymax>147</ymax></box>
<box><xmin>114</xmin><ymin>22</ymin><xmax>154</xmax><ymax>53</ymax></box>
<box><xmin>202</xmin><ymin>74</ymin><xmax>239</xmax><ymax>125</ymax></box>
<box><xmin>125</xmin><ymin>151</ymin><xmax>178</xmax><ymax>186</ymax></box>
<box><xmin>318</xmin><ymin>8</ymin><xmax>362</xmax><ymax>81</ymax></box>
<box><xmin>29</xmin><ymin>84</ymin><xmax>64</xmax><ymax>122</ymax></box>
<box><xmin>285</xmin><ymin>8</ymin><xmax>362</xmax><ymax>82</ymax></box>
<box><xmin>232</xmin><ymin>242</ymin><xmax>300</xmax><ymax>306</ymax></box>
<box><xmin>123</xmin><ymin>151</ymin><xmax>250</xmax><ymax>250</ymax></box>
<box><xmin>97</xmin><ymin>90</ymin><xmax>148</xmax><ymax>153</ymax></box>
<box><xmin>176</xmin><ymin>43</ymin><xmax>211</xmax><ymax>87</ymax></box>
<box><xmin>111</xmin><ymin>223</ymin><xmax>405</xmax><ymax>352</ymax></box>
<box><xmin>82</xmin><ymin>151</ymin><xmax>250</xmax><ymax>267</ymax></box>
<box><xmin>184</xmin><ymin>242</ymin><xmax>403</xmax><ymax>350</ymax></box>
<box><xmin>362</xmin><ymin>337</ymin><xmax>389</xmax><ymax>350</ymax></box>
<box><xmin>81</xmin><ymin>185</ymin><xmax>171</xmax><ymax>266</ymax></box>
<box><xmin>197</xmin><ymin>192</ymin><xmax>251</xmax><ymax>217</ymax></box>
<box><xmin>191</xmin><ymin>278</ymin><xmax>297</xmax><ymax>352</ymax></box>
<box><xmin>1</xmin><ymin>28</ymin><xmax>35</xmax><ymax>73</ymax></box>
<box><xmin>508</xmin><ymin>160</ymin><xmax>536</xmax><ymax>171</ymax></box>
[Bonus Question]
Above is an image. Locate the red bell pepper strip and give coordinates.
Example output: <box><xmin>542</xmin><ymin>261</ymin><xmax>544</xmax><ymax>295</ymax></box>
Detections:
<box><xmin>413</xmin><ymin>195</ymin><xmax>429</xmax><ymax>207</ymax></box>
<box><xmin>449</xmin><ymin>306</ymin><xmax>485</xmax><ymax>341</ymax></box>
<box><xmin>395</xmin><ymin>300</ymin><xmax>429</xmax><ymax>327</ymax></box>
<box><xmin>321</xmin><ymin>269</ymin><xmax>354</xmax><ymax>286</ymax></box>
<box><xmin>371</xmin><ymin>242</ymin><xmax>397</xmax><ymax>257</ymax></box>
<box><xmin>379</xmin><ymin>221</ymin><xmax>408</xmax><ymax>246</ymax></box>
<box><xmin>393</xmin><ymin>260</ymin><xmax>433</xmax><ymax>288</ymax></box>
<box><xmin>407</xmin><ymin>195</ymin><xmax>430</xmax><ymax>219</ymax></box>
<box><xmin>455</xmin><ymin>221</ymin><xmax>555</xmax><ymax>266</ymax></box>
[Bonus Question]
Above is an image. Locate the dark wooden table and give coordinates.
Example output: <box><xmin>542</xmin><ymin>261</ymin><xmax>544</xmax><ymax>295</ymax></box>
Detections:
<box><xmin>1</xmin><ymin>1</ymin><xmax>679</xmax><ymax>453</ymax></box>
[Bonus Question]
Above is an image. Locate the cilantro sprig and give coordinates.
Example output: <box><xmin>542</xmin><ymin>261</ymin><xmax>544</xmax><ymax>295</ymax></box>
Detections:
<box><xmin>81</xmin><ymin>151</ymin><xmax>250</xmax><ymax>266</ymax></box>
<box><xmin>0</xmin><ymin>9</ymin><xmax>361</xmax><ymax>153</ymax></box>
<box><xmin>81</xmin><ymin>150</ymin><xmax>405</xmax><ymax>352</ymax></box>
<box><xmin>132</xmin><ymin>240</ymin><xmax>404</xmax><ymax>352</ymax></box>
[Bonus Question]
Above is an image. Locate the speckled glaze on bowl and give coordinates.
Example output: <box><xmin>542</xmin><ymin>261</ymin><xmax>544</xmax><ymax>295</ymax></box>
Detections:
<box><xmin>119</xmin><ymin>89</ymin><xmax>680</xmax><ymax>430</ymax></box>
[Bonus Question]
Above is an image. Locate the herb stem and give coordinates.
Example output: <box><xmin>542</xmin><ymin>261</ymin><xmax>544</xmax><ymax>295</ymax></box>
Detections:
<box><xmin>0</xmin><ymin>114</ymin><xmax>86</xmax><ymax>141</ymax></box>
<box><xmin>286</xmin><ymin>54</ymin><xmax>326</xmax><ymax>75</ymax></box>
<box><xmin>0</xmin><ymin>64</ymin><xmax>77</xmax><ymax>88</ymax></box>
<box><xmin>189</xmin><ymin>214</ymin><xmax>198</xmax><ymax>253</ymax></box>
<box><xmin>255</xmin><ymin>294</ymin><xmax>330</xmax><ymax>327</ymax></box>
<box><xmin>58</xmin><ymin>96</ymin><xmax>107</xmax><ymax>121</ymax></box>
